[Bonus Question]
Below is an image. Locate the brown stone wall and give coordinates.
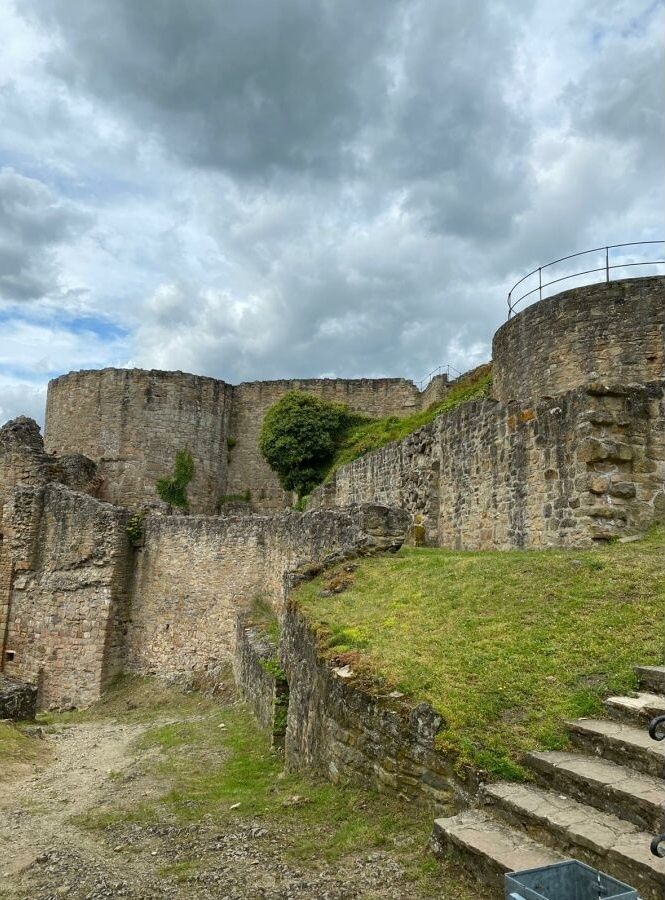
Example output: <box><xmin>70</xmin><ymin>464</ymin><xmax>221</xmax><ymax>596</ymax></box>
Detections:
<box><xmin>234</xmin><ymin>614</ymin><xmax>288</xmax><ymax>747</ymax></box>
<box><xmin>44</xmin><ymin>368</ymin><xmax>234</xmax><ymax>514</ymax></box>
<box><xmin>281</xmin><ymin>605</ymin><xmax>471</xmax><ymax>813</ymax></box>
<box><xmin>311</xmin><ymin>382</ymin><xmax>665</xmax><ymax>549</ymax></box>
<box><xmin>2</xmin><ymin>484</ymin><xmax>131</xmax><ymax>709</ymax></box>
<box><xmin>125</xmin><ymin>504</ymin><xmax>409</xmax><ymax>679</ymax></box>
<box><xmin>44</xmin><ymin>370</ymin><xmax>440</xmax><ymax>513</ymax></box>
<box><xmin>226</xmin><ymin>378</ymin><xmax>433</xmax><ymax>509</ymax></box>
<box><xmin>0</xmin><ymin>418</ymin><xmax>102</xmax><ymax>684</ymax></box>
<box><xmin>493</xmin><ymin>277</ymin><xmax>665</xmax><ymax>403</ymax></box>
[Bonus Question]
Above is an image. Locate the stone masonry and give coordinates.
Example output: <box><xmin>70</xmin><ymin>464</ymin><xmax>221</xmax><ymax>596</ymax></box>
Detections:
<box><xmin>493</xmin><ymin>276</ymin><xmax>664</xmax><ymax>403</ymax></box>
<box><xmin>45</xmin><ymin>369</ymin><xmax>450</xmax><ymax>514</ymax></box>
<box><xmin>125</xmin><ymin>504</ymin><xmax>409</xmax><ymax>681</ymax></box>
<box><xmin>312</xmin><ymin>381</ymin><xmax>665</xmax><ymax>548</ymax></box>
<box><xmin>0</xmin><ymin>275</ymin><xmax>663</xmax><ymax>711</ymax></box>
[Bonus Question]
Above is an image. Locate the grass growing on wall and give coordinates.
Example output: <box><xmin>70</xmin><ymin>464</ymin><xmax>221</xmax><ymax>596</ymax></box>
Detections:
<box><xmin>326</xmin><ymin>363</ymin><xmax>492</xmax><ymax>478</ymax></box>
<box><xmin>295</xmin><ymin>527</ymin><xmax>665</xmax><ymax>780</ymax></box>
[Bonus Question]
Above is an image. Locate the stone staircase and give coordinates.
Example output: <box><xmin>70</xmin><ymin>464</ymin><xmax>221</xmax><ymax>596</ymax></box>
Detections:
<box><xmin>432</xmin><ymin>666</ymin><xmax>665</xmax><ymax>899</ymax></box>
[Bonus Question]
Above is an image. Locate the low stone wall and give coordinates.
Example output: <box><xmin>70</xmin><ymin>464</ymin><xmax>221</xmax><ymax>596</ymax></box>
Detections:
<box><xmin>0</xmin><ymin>674</ymin><xmax>37</xmax><ymax>720</ymax></box>
<box><xmin>281</xmin><ymin>605</ymin><xmax>472</xmax><ymax>813</ymax></box>
<box><xmin>233</xmin><ymin>614</ymin><xmax>288</xmax><ymax>747</ymax></box>
<box><xmin>125</xmin><ymin>504</ymin><xmax>409</xmax><ymax>679</ymax></box>
<box><xmin>311</xmin><ymin>381</ymin><xmax>665</xmax><ymax>549</ymax></box>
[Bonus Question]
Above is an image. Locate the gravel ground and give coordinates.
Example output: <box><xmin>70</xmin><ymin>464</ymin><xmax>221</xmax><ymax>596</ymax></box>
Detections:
<box><xmin>0</xmin><ymin>712</ymin><xmax>490</xmax><ymax>900</ymax></box>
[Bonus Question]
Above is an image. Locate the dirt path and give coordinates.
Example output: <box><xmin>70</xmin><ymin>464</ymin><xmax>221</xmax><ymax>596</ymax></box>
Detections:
<box><xmin>0</xmin><ymin>720</ymin><xmax>163</xmax><ymax>899</ymax></box>
<box><xmin>0</xmin><ymin>688</ymin><xmax>489</xmax><ymax>900</ymax></box>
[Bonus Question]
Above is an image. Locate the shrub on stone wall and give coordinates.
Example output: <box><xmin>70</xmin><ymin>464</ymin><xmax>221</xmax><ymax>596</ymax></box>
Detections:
<box><xmin>156</xmin><ymin>449</ymin><xmax>195</xmax><ymax>510</ymax></box>
<box><xmin>259</xmin><ymin>392</ymin><xmax>363</xmax><ymax>498</ymax></box>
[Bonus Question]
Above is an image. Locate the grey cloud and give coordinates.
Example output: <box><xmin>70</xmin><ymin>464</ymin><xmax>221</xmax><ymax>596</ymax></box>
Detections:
<box><xmin>2</xmin><ymin>0</ymin><xmax>663</xmax><ymax>407</ymax></box>
<box><xmin>23</xmin><ymin>0</ymin><xmax>397</xmax><ymax>178</ymax></box>
<box><xmin>0</xmin><ymin>168</ymin><xmax>91</xmax><ymax>301</ymax></box>
<box><xmin>0</xmin><ymin>380</ymin><xmax>46</xmax><ymax>427</ymax></box>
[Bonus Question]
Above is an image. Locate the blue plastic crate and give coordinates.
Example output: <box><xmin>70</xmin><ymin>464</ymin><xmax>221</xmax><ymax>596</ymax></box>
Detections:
<box><xmin>505</xmin><ymin>860</ymin><xmax>638</xmax><ymax>899</ymax></box>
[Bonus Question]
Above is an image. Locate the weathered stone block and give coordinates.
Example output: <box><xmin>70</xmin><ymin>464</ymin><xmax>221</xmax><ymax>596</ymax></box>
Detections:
<box><xmin>0</xmin><ymin>674</ymin><xmax>37</xmax><ymax>720</ymax></box>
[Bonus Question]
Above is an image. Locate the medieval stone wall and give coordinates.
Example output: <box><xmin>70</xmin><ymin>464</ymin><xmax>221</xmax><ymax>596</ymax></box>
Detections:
<box><xmin>124</xmin><ymin>504</ymin><xmax>408</xmax><ymax>680</ymax></box>
<box><xmin>226</xmin><ymin>377</ymin><xmax>438</xmax><ymax>509</ymax></box>
<box><xmin>44</xmin><ymin>370</ymin><xmax>442</xmax><ymax>513</ymax></box>
<box><xmin>493</xmin><ymin>276</ymin><xmax>665</xmax><ymax>403</ymax></box>
<box><xmin>311</xmin><ymin>381</ymin><xmax>665</xmax><ymax>549</ymax></box>
<box><xmin>1</xmin><ymin>483</ymin><xmax>131</xmax><ymax>709</ymax></box>
<box><xmin>44</xmin><ymin>368</ymin><xmax>235</xmax><ymax>515</ymax></box>
<box><xmin>234</xmin><ymin>614</ymin><xmax>288</xmax><ymax>747</ymax></box>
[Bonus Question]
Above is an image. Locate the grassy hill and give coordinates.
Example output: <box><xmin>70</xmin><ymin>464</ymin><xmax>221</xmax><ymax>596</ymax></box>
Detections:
<box><xmin>325</xmin><ymin>363</ymin><xmax>492</xmax><ymax>479</ymax></box>
<box><xmin>295</xmin><ymin>527</ymin><xmax>665</xmax><ymax>780</ymax></box>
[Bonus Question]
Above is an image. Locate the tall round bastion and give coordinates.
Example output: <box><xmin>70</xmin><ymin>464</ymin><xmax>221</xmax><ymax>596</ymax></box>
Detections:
<box><xmin>44</xmin><ymin>367</ymin><xmax>446</xmax><ymax>514</ymax></box>
<box><xmin>492</xmin><ymin>275</ymin><xmax>665</xmax><ymax>403</ymax></box>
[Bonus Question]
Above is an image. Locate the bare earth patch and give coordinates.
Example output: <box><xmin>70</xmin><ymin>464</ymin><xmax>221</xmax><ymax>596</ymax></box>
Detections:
<box><xmin>0</xmin><ymin>679</ymin><xmax>490</xmax><ymax>900</ymax></box>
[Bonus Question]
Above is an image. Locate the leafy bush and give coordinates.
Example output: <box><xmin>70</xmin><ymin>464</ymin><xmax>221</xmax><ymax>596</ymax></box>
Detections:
<box><xmin>156</xmin><ymin>449</ymin><xmax>195</xmax><ymax>510</ymax></box>
<box><xmin>259</xmin><ymin>392</ymin><xmax>362</xmax><ymax>498</ymax></box>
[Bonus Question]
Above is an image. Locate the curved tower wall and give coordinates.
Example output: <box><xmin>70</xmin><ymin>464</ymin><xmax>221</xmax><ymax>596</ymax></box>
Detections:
<box><xmin>44</xmin><ymin>368</ymin><xmax>233</xmax><ymax>513</ymax></box>
<box><xmin>492</xmin><ymin>276</ymin><xmax>665</xmax><ymax>403</ymax></box>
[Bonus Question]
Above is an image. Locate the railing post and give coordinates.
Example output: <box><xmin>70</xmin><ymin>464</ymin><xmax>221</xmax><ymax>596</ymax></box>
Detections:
<box><xmin>605</xmin><ymin>246</ymin><xmax>609</xmax><ymax>282</ymax></box>
<box><xmin>538</xmin><ymin>267</ymin><xmax>542</xmax><ymax>300</ymax></box>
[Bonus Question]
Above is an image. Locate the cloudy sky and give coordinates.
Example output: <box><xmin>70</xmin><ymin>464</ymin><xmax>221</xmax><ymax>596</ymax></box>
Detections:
<box><xmin>1</xmin><ymin>0</ymin><xmax>663</xmax><ymax>424</ymax></box>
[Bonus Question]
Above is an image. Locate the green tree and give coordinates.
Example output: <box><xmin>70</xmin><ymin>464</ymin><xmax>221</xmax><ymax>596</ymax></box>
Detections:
<box><xmin>156</xmin><ymin>449</ymin><xmax>195</xmax><ymax>510</ymax></box>
<box><xmin>259</xmin><ymin>392</ymin><xmax>357</xmax><ymax>498</ymax></box>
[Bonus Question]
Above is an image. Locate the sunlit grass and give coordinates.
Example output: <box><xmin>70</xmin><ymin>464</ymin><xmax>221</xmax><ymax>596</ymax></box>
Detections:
<box><xmin>296</xmin><ymin>527</ymin><xmax>665</xmax><ymax>778</ymax></box>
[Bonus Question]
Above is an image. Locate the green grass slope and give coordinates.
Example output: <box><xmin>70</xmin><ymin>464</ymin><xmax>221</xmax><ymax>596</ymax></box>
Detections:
<box><xmin>326</xmin><ymin>363</ymin><xmax>492</xmax><ymax>478</ymax></box>
<box><xmin>295</xmin><ymin>528</ymin><xmax>665</xmax><ymax>779</ymax></box>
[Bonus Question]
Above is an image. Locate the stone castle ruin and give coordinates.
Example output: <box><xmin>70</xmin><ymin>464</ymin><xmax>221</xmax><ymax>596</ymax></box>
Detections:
<box><xmin>0</xmin><ymin>275</ymin><xmax>663</xmax><ymax>716</ymax></box>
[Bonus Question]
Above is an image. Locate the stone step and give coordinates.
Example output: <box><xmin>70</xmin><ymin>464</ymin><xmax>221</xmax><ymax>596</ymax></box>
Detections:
<box><xmin>484</xmin><ymin>782</ymin><xmax>665</xmax><ymax>900</ymax></box>
<box><xmin>567</xmin><ymin>718</ymin><xmax>665</xmax><ymax>779</ymax></box>
<box><xmin>604</xmin><ymin>691</ymin><xmax>665</xmax><ymax>727</ymax></box>
<box><xmin>431</xmin><ymin>809</ymin><xmax>562</xmax><ymax>891</ymax></box>
<box><xmin>636</xmin><ymin>665</ymin><xmax>665</xmax><ymax>694</ymax></box>
<box><xmin>526</xmin><ymin>750</ymin><xmax>665</xmax><ymax>833</ymax></box>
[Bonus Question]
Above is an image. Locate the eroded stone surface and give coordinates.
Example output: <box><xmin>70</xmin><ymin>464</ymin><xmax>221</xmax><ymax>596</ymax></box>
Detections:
<box><xmin>432</xmin><ymin>809</ymin><xmax>561</xmax><ymax>883</ymax></box>
<box><xmin>567</xmin><ymin>718</ymin><xmax>665</xmax><ymax>778</ymax></box>
<box><xmin>0</xmin><ymin>673</ymin><xmax>36</xmax><ymax>720</ymax></box>
<box><xmin>483</xmin><ymin>782</ymin><xmax>663</xmax><ymax>892</ymax></box>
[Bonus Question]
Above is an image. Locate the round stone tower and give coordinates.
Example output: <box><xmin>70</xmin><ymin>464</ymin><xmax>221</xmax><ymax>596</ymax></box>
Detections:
<box><xmin>492</xmin><ymin>276</ymin><xmax>665</xmax><ymax>403</ymax></box>
<box><xmin>44</xmin><ymin>368</ymin><xmax>233</xmax><ymax>513</ymax></box>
